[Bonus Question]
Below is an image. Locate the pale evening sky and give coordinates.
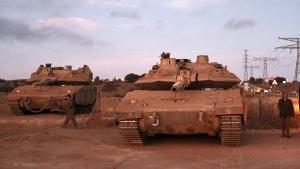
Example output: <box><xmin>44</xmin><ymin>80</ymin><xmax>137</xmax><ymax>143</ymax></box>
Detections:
<box><xmin>0</xmin><ymin>0</ymin><xmax>299</xmax><ymax>81</ymax></box>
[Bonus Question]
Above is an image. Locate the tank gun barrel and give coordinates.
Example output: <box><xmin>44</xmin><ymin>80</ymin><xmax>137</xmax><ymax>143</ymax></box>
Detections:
<box><xmin>171</xmin><ymin>77</ymin><xmax>189</xmax><ymax>91</ymax></box>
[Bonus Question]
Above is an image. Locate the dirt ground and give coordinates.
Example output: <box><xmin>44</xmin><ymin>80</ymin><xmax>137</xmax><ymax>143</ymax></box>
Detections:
<box><xmin>1</xmin><ymin>114</ymin><xmax>300</xmax><ymax>169</ymax></box>
<box><xmin>1</xmin><ymin>92</ymin><xmax>300</xmax><ymax>169</ymax></box>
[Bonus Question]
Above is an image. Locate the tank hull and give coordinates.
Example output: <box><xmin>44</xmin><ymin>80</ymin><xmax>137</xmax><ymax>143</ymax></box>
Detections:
<box><xmin>117</xmin><ymin>89</ymin><xmax>244</xmax><ymax>145</ymax></box>
<box><xmin>7</xmin><ymin>85</ymin><xmax>96</xmax><ymax>115</ymax></box>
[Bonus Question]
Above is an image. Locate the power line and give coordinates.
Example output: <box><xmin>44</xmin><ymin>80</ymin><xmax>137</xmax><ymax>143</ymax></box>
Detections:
<box><xmin>253</xmin><ymin>57</ymin><xmax>278</xmax><ymax>78</ymax></box>
<box><xmin>276</xmin><ymin>37</ymin><xmax>300</xmax><ymax>81</ymax></box>
<box><xmin>243</xmin><ymin>50</ymin><xmax>249</xmax><ymax>81</ymax></box>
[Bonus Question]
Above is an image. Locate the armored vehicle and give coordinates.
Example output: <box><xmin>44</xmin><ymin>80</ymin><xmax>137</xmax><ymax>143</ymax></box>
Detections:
<box><xmin>7</xmin><ymin>64</ymin><xmax>97</xmax><ymax>115</ymax></box>
<box><xmin>117</xmin><ymin>53</ymin><xmax>245</xmax><ymax>146</ymax></box>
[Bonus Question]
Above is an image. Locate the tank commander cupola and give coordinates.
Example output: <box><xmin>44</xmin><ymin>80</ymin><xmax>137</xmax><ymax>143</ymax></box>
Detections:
<box><xmin>196</xmin><ymin>55</ymin><xmax>209</xmax><ymax>64</ymax></box>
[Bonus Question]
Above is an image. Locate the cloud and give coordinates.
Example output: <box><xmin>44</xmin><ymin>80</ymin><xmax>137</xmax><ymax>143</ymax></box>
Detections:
<box><xmin>34</xmin><ymin>17</ymin><xmax>98</xmax><ymax>32</ymax></box>
<box><xmin>109</xmin><ymin>11</ymin><xmax>141</xmax><ymax>29</ymax></box>
<box><xmin>110</xmin><ymin>11</ymin><xmax>140</xmax><ymax>20</ymax></box>
<box><xmin>0</xmin><ymin>17</ymin><xmax>94</xmax><ymax>45</ymax></box>
<box><xmin>154</xmin><ymin>20</ymin><xmax>166</xmax><ymax>30</ymax></box>
<box><xmin>85</xmin><ymin>0</ymin><xmax>142</xmax><ymax>8</ymax></box>
<box><xmin>162</xmin><ymin>0</ymin><xmax>226</xmax><ymax>10</ymax></box>
<box><xmin>224</xmin><ymin>19</ymin><xmax>256</xmax><ymax>30</ymax></box>
<box><xmin>0</xmin><ymin>0</ymin><xmax>82</xmax><ymax>16</ymax></box>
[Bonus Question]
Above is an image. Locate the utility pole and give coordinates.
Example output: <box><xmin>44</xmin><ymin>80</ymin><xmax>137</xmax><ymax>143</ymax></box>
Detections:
<box><xmin>243</xmin><ymin>50</ymin><xmax>249</xmax><ymax>81</ymax></box>
<box><xmin>248</xmin><ymin>65</ymin><xmax>260</xmax><ymax>78</ymax></box>
<box><xmin>275</xmin><ymin>37</ymin><xmax>300</xmax><ymax>81</ymax></box>
<box><xmin>253</xmin><ymin>57</ymin><xmax>278</xmax><ymax>78</ymax></box>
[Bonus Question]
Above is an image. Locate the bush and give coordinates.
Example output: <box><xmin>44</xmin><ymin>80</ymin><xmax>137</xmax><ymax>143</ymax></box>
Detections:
<box><xmin>0</xmin><ymin>84</ymin><xmax>14</xmax><ymax>92</ymax></box>
<box><xmin>249</xmin><ymin>77</ymin><xmax>256</xmax><ymax>84</ymax></box>
<box><xmin>0</xmin><ymin>78</ymin><xmax>6</xmax><ymax>83</ymax></box>
<box><xmin>124</xmin><ymin>73</ymin><xmax>140</xmax><ymax>83</ymax></box>
<box><xmin>256</xmin><ymin>78</ymin><xmax>264</xmax><ymax>84</ymax></box>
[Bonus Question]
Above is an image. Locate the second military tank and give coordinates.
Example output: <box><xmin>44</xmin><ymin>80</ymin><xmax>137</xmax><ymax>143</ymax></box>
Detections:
<box><xmin>116</xmin><ymin>52</ymin><xmax>245</xmax><ymax>146</ymax></box>
<box><xmin>7</xmin><ymin>64</ymin><xmax>97</xmax><ymax>115</ymax></box>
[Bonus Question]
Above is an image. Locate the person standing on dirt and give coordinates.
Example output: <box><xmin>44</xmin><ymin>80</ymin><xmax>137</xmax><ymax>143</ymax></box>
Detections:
<box><xmin>278</xmin><ymin>92</ymin><xmax>294</xmax><ymax>138</ymax></box>
<box><xmin>62</xmin><ymin>95</ymin><xmax>77</xmax><ymax>128</ymax></box>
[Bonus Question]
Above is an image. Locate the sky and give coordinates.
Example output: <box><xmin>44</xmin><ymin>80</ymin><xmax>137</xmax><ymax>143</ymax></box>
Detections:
<box><xmin>0</xmin><ymin>0</ymin><xmax>299</xmax><ymax>81</ymax></box>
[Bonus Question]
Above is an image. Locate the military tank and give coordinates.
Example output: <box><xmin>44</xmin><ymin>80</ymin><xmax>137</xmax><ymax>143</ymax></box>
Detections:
<box><xmin>116</xmin><ymin>53</ymin><xmax>245</xmax><ymax>146</ymax></box>
<box><xmin>7</xmin><ymin>64</ymin><xmax>97</xmax><ymax>115</ymax></box>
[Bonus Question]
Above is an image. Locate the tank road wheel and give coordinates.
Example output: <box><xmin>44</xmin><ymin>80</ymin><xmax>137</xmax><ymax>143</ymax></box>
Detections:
<box><xmin>220</xmin><ymin>115</ymin><xmax>242</xmax><ymax>146</ymax></box>
<box><xmin>118</xmin><ymin>120</ymin><xmax>145</xmax><ymax>145</ymax></box>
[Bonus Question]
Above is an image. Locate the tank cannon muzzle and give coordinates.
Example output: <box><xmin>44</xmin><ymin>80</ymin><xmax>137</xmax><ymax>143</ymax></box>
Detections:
<box><xmin>171</xmin><ymin>77</ymin><xmax>189</xmax><ymax>91</ymax></box>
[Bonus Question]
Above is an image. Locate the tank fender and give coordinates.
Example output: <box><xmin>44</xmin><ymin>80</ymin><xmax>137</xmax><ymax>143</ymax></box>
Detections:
<box><xmin>215</xmin><ymin>89</ymin><xmax>243</xmax><ymax>116</ymax></box>
<box><xmin>118</xmin><ymin>112</ymin><xmax>144</xmax><ymax>121</ymax></box>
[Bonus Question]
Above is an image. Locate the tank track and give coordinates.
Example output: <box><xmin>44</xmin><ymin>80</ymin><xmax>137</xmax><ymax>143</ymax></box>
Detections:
<box><xmin>220</xmin><ymin>115</ymin><xmax>242</xmax><ymax>146</ymax></box>
<box><xmin>118</xmin><ymin>120</ymin><xmax>144</xmax><ymax>145</ymax></box>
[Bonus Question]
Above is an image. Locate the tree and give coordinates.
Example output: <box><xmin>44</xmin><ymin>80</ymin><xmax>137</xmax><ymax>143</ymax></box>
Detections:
<box><xmin>249</xmin><ymin>77</ymin><xmax>256</xmax><ymax>84</ymax></box>
<box><xmin>0</xmin><ymin>78</ymin><xmax>6</xmax><ymax>83</ymax></box>
<box><xmin>124</xmin><ymin>73</ymin><xmax>140</xmax><ymax>83</ymax></box>
<box><xmin>255</xmin><ymin>78</ymin><xmax>264</xmax><ymax>84</ymax></box>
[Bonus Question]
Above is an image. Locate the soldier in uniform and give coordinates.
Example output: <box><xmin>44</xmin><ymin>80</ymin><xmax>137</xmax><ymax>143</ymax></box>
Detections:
<box><xmin>278</xmin><ymin>92</ymin><xmax>294</xmax><ymax>138</ymax></box>
<box><xmin>62</xmin><ymin>95</ymin><xmax>77</xmax><ymax>128</ymax></box>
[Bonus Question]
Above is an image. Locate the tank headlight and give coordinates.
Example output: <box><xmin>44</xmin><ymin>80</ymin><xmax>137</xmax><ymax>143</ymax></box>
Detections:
<box><xmin>16</xmin><ymin>90</ymin><xmax>21</xmax><ymax>93</ymax></box>
<box><xmin>130</xmin><ymin>99</ymin><xmax>137</xmax><ymax>104</ymax></box>
<box><xmin>66</xmin><ymin>90</ymin><xmax>71</xmax><ymax>93</ymax></box>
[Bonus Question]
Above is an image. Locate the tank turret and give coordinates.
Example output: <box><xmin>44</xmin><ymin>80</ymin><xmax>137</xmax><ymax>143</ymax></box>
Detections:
<box><xmin>135</xmin><ymin>53</ymin><xmax>240</xmax><ymax>90</ymax></box>
<box><xmin>27</xmin><ymin>64</ymin><xmax>93</xmax><ymax>85</ymax></box>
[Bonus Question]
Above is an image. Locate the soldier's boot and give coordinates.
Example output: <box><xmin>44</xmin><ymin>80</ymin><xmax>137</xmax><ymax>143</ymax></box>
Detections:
<box><xmin>286</xmin><ymin>127</ymin><xmax>291</xmax><ymax>138</ymax></box>
<box><xmin>71</xmin><ymin>118</ymin><xmax>77</xmax><ymax>128</ymax></box>
<box><xmin>63</xmin><ymin>109</ymin><xmax>72</xmax><ymax>128</ymax></box>
<box><xmin>281</xmin><ymin>130</ymin><xmax>285</xmax><ymax>137</ymax></box>
<box><xmin>286</xmin><ymin>118</ymin><xmax>291</xmax><ymax>138</ymax></box>
<box><xmin>62</xmin><ymin>117</ymin><xmax>70</xmax><ymax>128</ymax></box>
<box><xmin>281</xmin><ymin>118</ymin><xmax>286</xmax><ymax>137</ymax></box>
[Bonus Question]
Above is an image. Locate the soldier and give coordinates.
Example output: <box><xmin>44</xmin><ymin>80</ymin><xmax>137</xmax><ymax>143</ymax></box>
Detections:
<box><xmin>62</xmin><ymin>95</ymin><xmax>77</xmax><ymax>128</ymax></box>
<box><xmin>278</xmin><ymin>92</ymin><xmax>294</xmax><ymax>138</ymax></box>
